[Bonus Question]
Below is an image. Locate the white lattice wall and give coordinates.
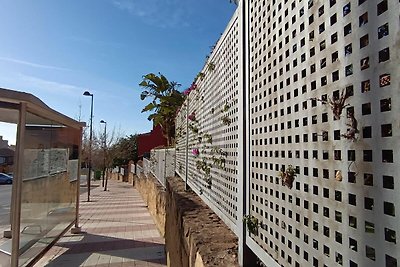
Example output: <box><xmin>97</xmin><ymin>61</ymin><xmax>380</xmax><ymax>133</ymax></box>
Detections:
<box><xmin>175</xmin><ymin>8</ymin><xmax>242</xmax><ymax>232</ymax></box>
<box><xmin>247</xmin><ymin>0</ymin><xmax>399</xmax><ymax>267</ymax></box>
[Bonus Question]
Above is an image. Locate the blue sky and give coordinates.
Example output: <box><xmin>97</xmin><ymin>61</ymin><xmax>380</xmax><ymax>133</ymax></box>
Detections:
<box><xmin>0</xmin><ymin>0</ymin><xmax>236</xmax><ymax>144</ymax></box>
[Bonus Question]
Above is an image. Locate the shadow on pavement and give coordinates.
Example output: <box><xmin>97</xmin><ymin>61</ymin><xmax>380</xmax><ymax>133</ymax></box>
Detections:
<box><xmin>44</xmin><ymin>232</ymin><xmax>165</xmax><ymax>266</ymax></box>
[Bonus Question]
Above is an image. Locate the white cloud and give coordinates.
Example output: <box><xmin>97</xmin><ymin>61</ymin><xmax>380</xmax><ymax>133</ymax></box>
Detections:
<box><xmin>111</xmin><ymin>0</ymin><xmax>190</xmax><ymax>28</ymax></box>
<box><xmin>0</xmin><ymin>57</ymin><xmax>69</xmax><ymax>71</ymax></box>
<box><xmin>17</xmin><ymin>74</ymin><xmax>83</xmax><ymax>96</ymax></box>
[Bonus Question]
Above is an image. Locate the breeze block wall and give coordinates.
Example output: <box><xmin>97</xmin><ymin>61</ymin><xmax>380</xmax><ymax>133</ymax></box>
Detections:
<box><xmin>175</xmin><ymin>6</ymin><xmax>243</xmax><ymax>234</ymax></box>
<box><xmin>246</xmin><ymin>0</ymin><xmax>400</xmax><ymax>266</ymax></box>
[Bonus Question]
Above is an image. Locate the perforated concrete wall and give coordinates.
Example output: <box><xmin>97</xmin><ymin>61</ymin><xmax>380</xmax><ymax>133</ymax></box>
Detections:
<box><xmin>174</xmin><ymin>0</ymin><xmax>399</xmax><ymax>266</ymax></box>
<box><xmin>247</xmin><ymin>0</ymin><xmax>399</xmax><ymax>266</ymax></box>
<box><xmin>175</xmin><ymin>8</ymin><xmax>242</xmax><ymax>232</ymax></box>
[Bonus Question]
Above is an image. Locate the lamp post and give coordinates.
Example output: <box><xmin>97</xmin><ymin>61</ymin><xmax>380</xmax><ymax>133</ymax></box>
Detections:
<box><xmin>83</xmin><ymin>91</ymin><xmax>93</xmax><ymax>202</ymax></box>
<box><xmin>100</xmin><ymin>120</ymin><xmax>107</xmax><ymax>190</ymax></box>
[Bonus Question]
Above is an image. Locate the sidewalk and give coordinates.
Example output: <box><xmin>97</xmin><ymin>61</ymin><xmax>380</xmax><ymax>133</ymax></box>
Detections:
<box><xmin>35</xmin><ymin>180</ymin><xmax>167</xmax><ymax>267</ymax></box>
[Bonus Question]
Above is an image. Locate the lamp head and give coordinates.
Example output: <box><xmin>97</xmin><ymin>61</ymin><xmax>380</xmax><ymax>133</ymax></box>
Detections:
<box><xmin>100</xmin><ymin>120</ymin><xmax>106</xmax><ymax>124</ymax></box>
<box><xmin>83</xmin><ymin>91</ymin><xmax>93</xmax><ymax>96</ymax></box>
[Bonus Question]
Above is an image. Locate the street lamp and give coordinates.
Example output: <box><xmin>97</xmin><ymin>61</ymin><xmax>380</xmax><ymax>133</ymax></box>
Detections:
<box><xmin>100</xmin><ymin>120</ymin><xmax>107</xmax><ymax>190</ymax></box>
<box><xmin>83</xmin><ymin>90</ymin><xmax>93</xmax><ymax>202</ymax></box>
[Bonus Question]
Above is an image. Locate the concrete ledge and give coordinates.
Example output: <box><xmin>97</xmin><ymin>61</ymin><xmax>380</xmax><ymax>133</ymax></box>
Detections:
<box><xmin>165</xmin><ymin>176</ymin><xmax>238</xmax><ymax>267</ymax></box>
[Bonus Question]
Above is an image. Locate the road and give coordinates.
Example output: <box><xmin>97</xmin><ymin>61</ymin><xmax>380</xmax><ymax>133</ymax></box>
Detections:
<box><xmin>0</xmin><ymin>184</ymin><xmax>11</xmax><ymax>226</ymax></box>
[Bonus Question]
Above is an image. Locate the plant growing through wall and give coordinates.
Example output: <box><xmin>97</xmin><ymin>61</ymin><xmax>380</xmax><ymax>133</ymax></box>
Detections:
<box><xmin>188</xmin><ymin>123</ymin><xmax>199</xmax><ymax>134</ymax></box>
<box><xmin>341</xmin><ymin>111</ymin><xmax>359</xmax><ymax>141</ymax></box>
<box><xmin>196</xmin><ymin>72</ymin><xmax>205</xmax><ymax>81</ymax></box>
<box><xmin>278</xmin><ymin>165</ymin><xmax>297</xmax><ymax>189</ymax></box>
<box><xmin>243</xmin><ymin>215</ymin><xmax>259</xmax><ymax>235</ymax></box>
<box><xmin>310</xmin><ymin>89</ymin><xmax>351</xmax><ymax>120</ymax></box>
<box><xmin>221</xmin><ymin>115</ymin><xmax>232</xmax><ymax>126</ymax></box>
<box><xmin>207</xmin><ymin>62</ymin><xmax>216</xmax><ymax>72</ymax></box>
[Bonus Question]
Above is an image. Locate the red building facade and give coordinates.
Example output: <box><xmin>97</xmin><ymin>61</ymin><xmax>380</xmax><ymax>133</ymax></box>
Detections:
<box><xmin>137</xmin><ymin>124</ymin><xmax>167</xmax><ymax>158</ymax></box>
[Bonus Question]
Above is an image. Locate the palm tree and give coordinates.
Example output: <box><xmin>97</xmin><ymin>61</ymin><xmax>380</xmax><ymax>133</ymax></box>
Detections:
<box><xmin>139</xmin><ymin>73</ymin><xmax>185</xmax><ymax>146</ymax></box>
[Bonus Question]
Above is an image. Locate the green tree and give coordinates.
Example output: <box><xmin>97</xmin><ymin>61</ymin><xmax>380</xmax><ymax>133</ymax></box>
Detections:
<box><xmin>109</xmin><ymin>134</ymin><xmax>138</xmax><ymax>167</ymax></box>
<box><xmin>139</xmin><ymin>73</ymin><xmax>184</xmax><ymax>146</ymax></box>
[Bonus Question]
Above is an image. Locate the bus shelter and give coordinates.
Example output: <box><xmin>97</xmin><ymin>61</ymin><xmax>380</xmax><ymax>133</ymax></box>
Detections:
<box><xmin>0</xmin><ymin>88</ymin><xmax>84</xmax><ymax>266</ymax></box>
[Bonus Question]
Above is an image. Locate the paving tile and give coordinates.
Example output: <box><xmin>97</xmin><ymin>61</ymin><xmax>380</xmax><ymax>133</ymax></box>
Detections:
<box><xmin>35</xmin><ymin>180</ymin><xmax>166</xmax><ymax>267</ymax></box>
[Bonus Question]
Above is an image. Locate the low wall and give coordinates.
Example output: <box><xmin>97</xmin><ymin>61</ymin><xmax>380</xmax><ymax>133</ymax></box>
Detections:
<box><xmin>134</xmin><ymin>173</ymin><xmax>238</xmax><ymax>267</ymax></box>
<box><xmin>135</xmin><ymin>173</ymin><xmax>166</xmax><ymax>236</ymax></box>
<box><xmin>165</xmin><ymin>176</ymin><xmax>239</xmax><ymax>267</ymax></box>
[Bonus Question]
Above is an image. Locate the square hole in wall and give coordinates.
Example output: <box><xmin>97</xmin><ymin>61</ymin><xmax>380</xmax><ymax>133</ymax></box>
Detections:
<box><xmin>382</xmin><ymin>150</ymin><xmax>393</xmax><ymax>163</ymax></box>
<box><xmin>343</xmin><ymin>3</ymin><xmax>351</xmax><ymax>16</ymax></box>
<box><xmin>361</xmin><ymin>80</ymin><xmax>370</xmax><ymax>93</ymax></box>
<box><xmin>378</xmin><ymin>23</ymin><xmax>389</xmax><ymax>39</ymax></box>
<box><xmin>363</xmin><ymin>150</ymin><xmax>373</xmax><ymax>161</ymax></box>
<box><xmin>360</xmin><ymin>57</ymin><xmax>369</xmax><ymax>70</ymax></box>
<box><xmin>364</xmin><ymin>173</ymin><xmax>373</xmax><ymax>186</ymax></box>
<box><xmin>379</xmin><ymin>74</ymin><xmax>391</xmax><ymax>87</ymax></box>
<box><xmin>366</xmin><ymin>246</ymin><xmax>376</xmax><ymax>261</ymax></box>
<box><xmin>359</xmin><ymin>12</ymin><xmax>368</xmax><ymax>26</ymax></box>
<box><xmin>365</xmin><ymin>221</ymin><xmax>374</xmax><ymax>233</ymax></box>
<box><xmin>365</xmin><ymin>197</ymin><xmax>374</xmax><ymax>210</ymax></box>
<box><xmin>362</xmin><ymin>103</ymin><xmax>371</xmax><ymax>115</ymax></box>
<box><xmin>348</xmin><ymin>172</ymin><xmax>356</xmax><ymax>183</ymax></box>
<box><xmin>344</xmin><ymin>23</ymin><xmax>352</xmax><ymax>36</ymax></box>
<box><xmin>362</xmin><ymin>126</ymin><xmax>372</xmax><ymax>138</ymax></box>
<box><xmin>379</xmin><ymin>48</ymin><xmax>390</xmax><ymax>62</ymax></box>
<box><xmin>381</xmin><ymin>124</ymin><xmax>392</xmax><ymax>137</ymax></box>
<box><xmin>344</xmin><ymin>43</ymin><xmax>352</xmax><ymax>56</ymax></box>
<box><xmin>377</xmin><ymin>0</ymin><xmax>388</xmax><ymax>16</ymax></box>
<box><xmin>384</xmin><ymin>202</ymin><xmax>395</xmax><ymax>216</ymax></box>
<box><xmin>383</xmin><ymin>175</ymin><xmax>394</xmax><ymax>189</ymax></box>
<box><xmin>385</xmin><ymin>254</ymin><xmax>397</xmax><ymax>267</ymax></box>
<box><xmin>384</xmin><ymin>228</ymin><xmax>396</xmax><ymax>244</ymax></box>
<box><xmin>349</xmin><ymin>216</ymin><xmax>357</xmax><ymax>228</ymax></box>
<box><xmin>380</xmin><ymin>98</ymin><xmax>391</xmax><ymax>112</ymax></box>
<box><xmin>360</xmin><ymin>34</ymin><xmax>369</xmax><ymax>48</ymax></box>
<box><xmin>349</xmin><ymin>193</ymin><xmax>356</xmax><ymax>205</ymax></box>
<box><xmin>349</xmin><ymin>238</ymin><xmax>357</xmax><ymax>251</ymax></box>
